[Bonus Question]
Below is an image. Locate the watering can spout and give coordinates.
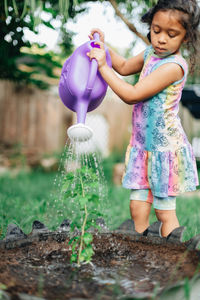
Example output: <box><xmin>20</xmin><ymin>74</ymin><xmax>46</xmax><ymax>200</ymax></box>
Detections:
<box><xmin>76</xmin><ymin>99</ymin><xmax>89</xmax><ymax>124</ymax></box>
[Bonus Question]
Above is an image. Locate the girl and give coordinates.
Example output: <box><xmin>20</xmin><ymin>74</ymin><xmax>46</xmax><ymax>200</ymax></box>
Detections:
<box><xmin>87</xmin><ymin>0</ymin><xmax>200</xmax><ymax>237</ymax></box>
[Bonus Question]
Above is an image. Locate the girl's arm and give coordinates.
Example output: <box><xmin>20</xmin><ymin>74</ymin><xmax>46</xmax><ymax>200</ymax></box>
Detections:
<box><xmin>87</xmin><ymin>43</ymin><xmax>184</xmax><ymax>105</ymax></box>
<box><xmin>108</xmin><ymin>48</ymin><xmax>144</xmax><ymax>76</ymax></box>
<box><xmin>89</xmin><ymin>28</ymin><xmax>144</xmax><ymax>75</ymax></box>
<box><xmin>99</xmin><ymin>62</ymin><xmax>183</xmax><ymax>104</ymax></box>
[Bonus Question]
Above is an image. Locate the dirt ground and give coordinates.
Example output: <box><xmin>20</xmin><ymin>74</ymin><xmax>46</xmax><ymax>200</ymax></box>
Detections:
<box><xmin>0</xmin><ymin>233</ymin><xmax>200</xmax><ymax>300</ymax></box>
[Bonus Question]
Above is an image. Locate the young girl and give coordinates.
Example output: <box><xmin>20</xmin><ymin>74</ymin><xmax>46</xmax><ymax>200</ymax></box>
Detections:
<box><xmin>87</xmin><ymin>0</ymin><xmax>200</xmax><ymax>237</ymax></box>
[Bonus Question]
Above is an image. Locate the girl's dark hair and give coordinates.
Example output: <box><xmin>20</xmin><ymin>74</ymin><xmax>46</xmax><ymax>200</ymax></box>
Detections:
<box><xmin>142</xmin><ymin>0</ymin><xmax>200</xmax><ymax>73</ymax></box>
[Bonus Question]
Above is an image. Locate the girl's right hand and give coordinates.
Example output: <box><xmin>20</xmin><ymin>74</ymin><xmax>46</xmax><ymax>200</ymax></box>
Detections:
<box><xmin>89</xmin><ymin>28</ymin><xmax>105</xmax><ymax>43</ymax></box>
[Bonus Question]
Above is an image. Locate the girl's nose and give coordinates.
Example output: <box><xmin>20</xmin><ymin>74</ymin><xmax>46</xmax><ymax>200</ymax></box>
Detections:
<box><xmin>158</xmin><ymin>33</ymin><xmax>167</xmax><ymax>44</ymax></box>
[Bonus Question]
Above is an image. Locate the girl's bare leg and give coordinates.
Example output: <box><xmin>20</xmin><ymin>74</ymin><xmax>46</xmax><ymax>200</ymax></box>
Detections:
<box><xmin>130</xmin><ymin>200</ymin><xmax>151</xmax><ymax>233</ymax></box>
<box><xmin>155</xmin><ymin>209</ymin><xmax>180</xmax><ymax>237</ymax></box>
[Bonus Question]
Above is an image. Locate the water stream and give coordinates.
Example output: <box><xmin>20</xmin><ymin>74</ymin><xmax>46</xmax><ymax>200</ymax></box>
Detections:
<box><xmin>47</xmin><ymin>136</ymin><xmax>110</xmax><ymax>231</ymax></box>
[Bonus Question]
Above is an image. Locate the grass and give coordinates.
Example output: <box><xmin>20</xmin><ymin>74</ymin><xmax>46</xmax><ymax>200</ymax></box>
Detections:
<box><xmin>0</xmin><ymin>157</ymin><xmax>200</xmax><ymax>242</ymax></box>
<box><xmin>0</xmin><ymin>170</ymin><xmax>58</xmax><ymax>237</ymax></box>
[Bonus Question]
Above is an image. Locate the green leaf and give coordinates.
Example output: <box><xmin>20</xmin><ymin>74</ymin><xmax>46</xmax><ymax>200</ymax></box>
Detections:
<box><xmin>20</xmin><ymin>0</ymin><xmax>28</xmax><ymax>19</ymax></box>
<box><xmin>69</xmin><ymin>222</ymin><xmax>76</xmax><ymax>232</ymax></box>
<box><xmin>65</xmin><ymin>172</ymin><xmax>75</xmax><ymax>181</ymax></box>
<box><xmin>64</xmin><ymin>190</ymin><xmax>73</xmax><ymax>198</ymax></box>
<box><xmin>43</xmin><ymin>7</ymin><xmax>57</xmax><ymax>17</ymax></box>
<box><xmin>42</xmin><ymin>21</ymin><xmax>55</xmax><ymax>30</ymax></box>
<box><xmin>70</xmin><ymin>253</ymin><xmax>77</xmax><ymax>263</ymax></box>
<box><xmin>78</xmin><ymin>197</ymin><xmax>88</xmax><ymax>209</ymax></box>
<box><xmin>184</xmin><ymin>277</ymin><xmax>190</xmax><ymax>300</ymax></box>
<box><xmin>72</xmin><ymin>240</ymin><xmax>79</xmax><ymax>252</ymax></box>
<box><xmin>70</xmin><ymin>221</ymin><xmax>81</xmax><ymax>231</ymax></box>
<box><xmin>90</xmin><ymin>182</ymin><xmax>99</xmax><ymax>189</ymax></box>
<box><xmin>4</xmin><ymin>0</ymin><xmax>8</xmax><ymax>18</ymax></box>
<box><xmin>79</xmin><ymin>245</ymin><xmax>94</xmax><ymax>262</ymax></box>
<box><xmin>83</xmin><ymin>232</ymin><xmax>93</xmax><ymax>245</ymax></box>
<box><xmin>68</xmin><ymin>236</ymin><xmax>80</xmax><ymax>245</ymax></box>
<box><xmin>30</xmin><ymin>0</ymin><xmax>36</xmax><ymax>15</ymax></box>
<box><xmin>88</xmin><ymin>194</ymin><xmax>99</xmax><ymax>205</ymax></box>
<box><xmin>12</xmin><ymin>0</ymin><xmax>19</xmax><ymax>16</ymax></box>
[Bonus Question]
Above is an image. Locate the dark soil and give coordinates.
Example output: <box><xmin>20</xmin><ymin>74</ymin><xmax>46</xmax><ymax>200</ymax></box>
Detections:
<box><xmin>0</xmin><ymin>233</ymin><xmax>200</xmax><ymax>300</ymax></box>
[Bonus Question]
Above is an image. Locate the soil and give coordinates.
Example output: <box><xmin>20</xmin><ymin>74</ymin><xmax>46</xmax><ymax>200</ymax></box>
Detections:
<box><xmin>0</xmin><ymin>232</ymin><xmax>200</xmax><ymax>300</ymax></box>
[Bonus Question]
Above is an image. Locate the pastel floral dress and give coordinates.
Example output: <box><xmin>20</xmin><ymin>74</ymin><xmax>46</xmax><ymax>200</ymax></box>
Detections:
<box><xmin>122</xmin><ymin>45</ymin><xmax>199</xmax><ymax>198</ymax></box>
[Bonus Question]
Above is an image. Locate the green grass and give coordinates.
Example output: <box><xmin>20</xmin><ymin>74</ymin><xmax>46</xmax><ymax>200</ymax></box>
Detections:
<box><xmin>0</xmin><ymin>170</ymin><xmax>58</xmax><ymax>237</ymax></box>
<box><xmin>0</xmin><ymin>165</ymin><xmax>200</xmax><ymax>242</ymax></box>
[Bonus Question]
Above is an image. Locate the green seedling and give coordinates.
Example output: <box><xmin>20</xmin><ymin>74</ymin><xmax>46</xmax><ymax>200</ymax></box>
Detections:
<box><xmin>62</xmin><ymin>166</ymin><xmax>103</xmax><ymax>267</ymax></box>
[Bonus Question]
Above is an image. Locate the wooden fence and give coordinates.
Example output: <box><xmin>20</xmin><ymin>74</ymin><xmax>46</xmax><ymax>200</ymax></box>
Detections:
<box><xmin>0</xmin><ymin>81</ymin><xmax>132</xmax><ymax>156</ymax></box>
<box><xmin>0</xmin><ymin>81</ymin><xmax>72</xmax><ymax>154</ymax></box>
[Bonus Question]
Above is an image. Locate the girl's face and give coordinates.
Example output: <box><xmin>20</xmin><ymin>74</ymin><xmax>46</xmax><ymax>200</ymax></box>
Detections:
<box><xmin>150</xmin><ymin>10</ymin><xmax>187</xmax><ymax>57</ymax></box>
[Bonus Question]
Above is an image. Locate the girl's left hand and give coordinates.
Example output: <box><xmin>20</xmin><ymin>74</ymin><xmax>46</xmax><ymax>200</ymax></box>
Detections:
<box><xmin>87</xmin><ymin>42</ymin><xmax>107</xmax><ymax>70</ymax></box>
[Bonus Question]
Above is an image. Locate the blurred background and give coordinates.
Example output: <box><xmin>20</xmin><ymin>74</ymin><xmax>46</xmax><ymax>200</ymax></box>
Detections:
<box><xmin>0</xmin><ymin>0</ymin><xmax>200</xmax><ymax>240</ymax></box>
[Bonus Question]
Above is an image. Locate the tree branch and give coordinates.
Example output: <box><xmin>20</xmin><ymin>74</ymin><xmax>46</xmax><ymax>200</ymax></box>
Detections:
<box><xmin>108</xmin><ymin>0</ymin><xmax>150</xmax><ymax>45</ymax></box>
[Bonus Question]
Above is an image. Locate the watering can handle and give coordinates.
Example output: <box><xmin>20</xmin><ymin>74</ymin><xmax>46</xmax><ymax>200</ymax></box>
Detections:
<box><xmin>86</xmin><ymin>32</ymin><xmax>100</xmax><ymax>91</ymax></box>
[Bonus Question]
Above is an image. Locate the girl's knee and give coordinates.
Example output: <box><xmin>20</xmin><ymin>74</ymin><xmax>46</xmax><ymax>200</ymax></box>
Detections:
<box><xmin>130</xmin><ymin>200</ymin><xmax>151</xmax><ymax>220</ymax></box>
<box><xmin>155</xmin><ymin>209</ymin><xmax>177</xmax><ymax>223</ymax></box>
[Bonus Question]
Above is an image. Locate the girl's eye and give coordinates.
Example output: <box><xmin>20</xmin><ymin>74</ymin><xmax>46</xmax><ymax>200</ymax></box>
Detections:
<box><xmin>168</xmin><ymin>31</ymin><xmax>177</xmax><ymax>38</ymax></box>
<box><xmin>151</xmin><ymin>25</ymin><xmax>160</xmax><ymax>34</ymax></box>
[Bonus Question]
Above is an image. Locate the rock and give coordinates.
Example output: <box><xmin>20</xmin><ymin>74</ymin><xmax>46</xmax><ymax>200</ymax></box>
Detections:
<box><xmin>167</xmin><ymin>226</ymin><xmax>185</xmax><ymax>243</ymax></box>
<box><xmin>32</xmin><ymin>220</ymin><xmax>46</xmax><ymax>230</ymax></box>
<box><xmin>185</xmin><ymin>234</ymin><xmax>200</xmax><ymax>250</ymax></box>
<box><xmin>31</xmin><ymin>220</ymin><xmax>49</xmax><ymax>236</ymax></box>
<box><xmin>59</xmin><ymin>219</ymin><xmax>71</xmax><ymax>231</ymax></box>
<box><xmin>117</xmin><ymin>219</ymin><xmax>135</xmax><ymax>231</ymax></box>
<box><xmin>5</xmin><ymin>224</ymin><xmax>27</xmax><ymax>241</ymax></box>
<box><xmin>96</xmin><ymin>217</ymin><xmax>108</xmax><ymax>231</ymax></box>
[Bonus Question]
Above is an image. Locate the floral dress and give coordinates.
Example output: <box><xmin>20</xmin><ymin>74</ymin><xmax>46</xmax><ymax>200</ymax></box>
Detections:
<box><xmin>122</xmin><ymin>45</ymin><xmax>199</xmax><ymax>198</ymax></box>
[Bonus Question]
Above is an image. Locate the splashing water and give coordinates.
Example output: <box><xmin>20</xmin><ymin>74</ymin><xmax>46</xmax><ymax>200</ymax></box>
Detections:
<box><xmin>47</xmin><ymin>135</ymin><xmax>110</xmax><ymax>231</ymax></box>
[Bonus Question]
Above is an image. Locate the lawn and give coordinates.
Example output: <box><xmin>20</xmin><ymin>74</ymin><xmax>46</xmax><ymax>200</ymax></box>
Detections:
<box><xmin>0</xmin><ymin>156</ymin><xmax>200</xmax><ymax>242</ymax></box>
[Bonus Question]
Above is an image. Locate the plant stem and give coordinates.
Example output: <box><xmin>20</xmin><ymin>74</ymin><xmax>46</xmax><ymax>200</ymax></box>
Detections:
<box><xmin>77</xmin><ymin>174</ymin><xmax>88</xmax><ymax>267</ymax></box>
<box><xmin>77</xmin><ymin>203</ymin><xmax>88</xmax><ymax>267</ymax></box>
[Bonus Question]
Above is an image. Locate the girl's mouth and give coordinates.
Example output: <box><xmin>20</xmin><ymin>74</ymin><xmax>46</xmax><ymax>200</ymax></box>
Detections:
<box><xmin>154</xmin><ymin>47</ymin><xmax>172</xmax><ymax>58</ymax></box>
<box><xmin>155</xmin><ymin>46</ymin><xmax>166</xmax><ymax>53</ymax></box>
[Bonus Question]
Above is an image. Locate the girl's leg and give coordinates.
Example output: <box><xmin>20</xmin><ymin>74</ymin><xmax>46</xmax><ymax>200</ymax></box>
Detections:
<box><xmin>154</xmin><ymin>195</ymin><xmax>179</xmax><ymax>237</ymax></box>
<box><xmin>155</xmin><ymin>209</ymin><xmax>179</xmax><ymax>237</ymax></box>
<box><xmin>129</xmin><ymin>190</ymin><xmax>153</xmax><ymax>233</ymax></box>
<box><xmin>130</xmin><ymin>200</ymin><xmax>151</xmax><ymax>233</ymax></box>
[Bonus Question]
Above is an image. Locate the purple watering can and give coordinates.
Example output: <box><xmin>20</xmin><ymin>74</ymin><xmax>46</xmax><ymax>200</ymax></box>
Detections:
<box><xmin>59</xmin><ymin>33</ymin><xmax>112</xmax><ymax>142</ymax></box>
